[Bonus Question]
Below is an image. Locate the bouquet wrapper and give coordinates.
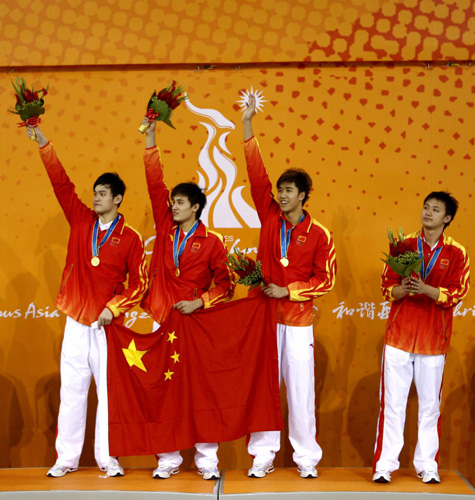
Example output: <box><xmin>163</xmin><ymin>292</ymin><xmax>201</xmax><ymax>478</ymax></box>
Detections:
<box><xmin>19</xmin><ymin>116</ymin><xmax>42</xmax><ymax>140</ymax></box>
<box><xmin>138</xmin><ymin>109</ymin><xmax>160</xmax><ymax>134</ymax></box>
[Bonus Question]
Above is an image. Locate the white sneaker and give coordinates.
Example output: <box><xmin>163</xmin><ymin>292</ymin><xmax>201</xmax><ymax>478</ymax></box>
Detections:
<box><xmin>47</xmin><ymin>464</ymin><xmax>77</xmax><ymax>477</ymax></box>
<box><xmin>248</xmin><ymin>462</ymin><xmax>274</xmax><ymax>478</ymax></box>
<box><xmin>198</xmin><ymin>467</ymin><xmax>220</xmax><ymax>480</ymax></box>
<box><xmin>298</xmin><ymin>465</ymin><xmax>318</xmax><ymax>478</ymax></box>
<box><xmin>373</xmin><ymin>470</ymin><xmax>391</xmax><ymax>483</ymax></box>
<box><xmin>105</xmin><ymin>460</ymin><xmax>124</xmax><ymax>477</ymax></box>
<box><xmin>153</xmin><ymin>464</ymin><xmax>180</xmax><ymax>479</ymax></box>
<box><xmin>418</xmin><ymin>470</ymin><xmax>440</xmax><ymax>484</ymax></box>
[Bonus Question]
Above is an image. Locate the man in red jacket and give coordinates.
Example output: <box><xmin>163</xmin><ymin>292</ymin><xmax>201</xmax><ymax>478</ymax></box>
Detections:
<box><xmin>373</xmin><ymin>192</ymin><xmax>470</xmax><ymax>484</ymax></box>
<box><xmin>26</xmin><ymin>125</ymin><xmax>148</xmax><ymax>478</ymax></box>
<box><xmin>242</xmin><ymin>96</ymin><xmax>336</xmax><ymax>479</ymax></box>
<box><xmin>140</xmin><ymin>118</ymin><xmax>235</xmax><ymax>480</ymax></box>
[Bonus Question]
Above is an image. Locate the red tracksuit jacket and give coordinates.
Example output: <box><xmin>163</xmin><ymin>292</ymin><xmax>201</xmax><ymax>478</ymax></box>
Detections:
<box><xmin>39</xmin><ymin>142</ymin><xmax>148</xmax><ymax>326</ymax></box>
<box><xmin>382</xmin><ymin>229</ymin><xmax>470</xmax><ymax>355</ymax></box>
<box><xmin>244</xmin><ymin>136</ymin><xmax>336</xmax><ymax>327</ymax></box>
<box><xmin>141</xmin><ymin>146</ymin><xmax>235</xmax><ymax>325</ymax></box>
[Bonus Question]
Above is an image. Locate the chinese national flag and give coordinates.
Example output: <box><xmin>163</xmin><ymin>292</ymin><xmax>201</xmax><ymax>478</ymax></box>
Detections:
<box><xmin>106</xmin><ymin>294</ymin><xmax>283</xmax><ymax>456</ymax></box>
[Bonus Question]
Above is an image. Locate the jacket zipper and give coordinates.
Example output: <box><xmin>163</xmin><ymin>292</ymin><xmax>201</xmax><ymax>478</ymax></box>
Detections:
<box><xmin>387</xmin><ymin>302</ymin><xmax>401</xmax><ymax>331</ymax></box>
<box><xmin>441</xmin><ymin>310</ymin><xmax>447</xmax><ymax>340</ymax></box>
<box><xmin>150</xmin><ymin>268</ymin><xmax>158</xmax><ymax>287</ymax></box>
<box><xmin>59</xmin><ymin>264</ymin><xmax>74</xmax><ymax>294</ymax></box>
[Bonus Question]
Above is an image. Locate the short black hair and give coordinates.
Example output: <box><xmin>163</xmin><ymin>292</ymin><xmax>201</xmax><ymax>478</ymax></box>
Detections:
<box><xmin>94</xmin><ymin>173</ymin><xmax>126</xmax><ymax>206</ymax></box>
<box><xmin>276</xmin><ymin>169</ymin><xmax>313</xmax><ymax>206</ymax></box>
<box><xmin>171</xmin><ymin>182</ymin><xmax>207</xmax><ymax>220</ymax></box>
<box><xmin>423</xmin><ymin>191</ymin><xmax>459</xmax><ymax>228</ymax></box>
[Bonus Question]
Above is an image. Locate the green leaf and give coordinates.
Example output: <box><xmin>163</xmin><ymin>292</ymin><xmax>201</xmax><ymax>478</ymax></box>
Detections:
<box><xmin>150</xmin><ymin>98</ymin><xmax>170</xmax><ymax>117</ymax></box>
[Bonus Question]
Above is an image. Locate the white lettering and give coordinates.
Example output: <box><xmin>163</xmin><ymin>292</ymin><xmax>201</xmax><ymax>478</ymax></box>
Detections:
<box><xmin>24</xmin><ymin>302</ymin><xmax>36</xmax><ymax>319</ymax></box>
<box><xmin>453</xmin><ymin>301</ymin><xmax>474</xmax><ymax>317</ymax></box>
<box><xmin>0</xmin><ymin>309</ymin><xmax>21</xmax><ymax>319</ymax></box>
<box><xmin>231</xmin><ymin>238</ymin><xmax>258</xmax><ymax>255</ymax></box>
<box><xmin>125</xmin><ymin>311</ymin><xmax>138</xmax><ymax>328</ymax></box>
<box><xmin>332</xmin><ymin>301</ymin><xmax>355</xmax><ymax>319</ymax></box>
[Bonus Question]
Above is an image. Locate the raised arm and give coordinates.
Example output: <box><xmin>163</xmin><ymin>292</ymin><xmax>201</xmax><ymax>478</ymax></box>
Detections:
<box><xmin>242</xmin><ymin>95</ymin><xmax>277</xmax><ymax>219</ymax></box>
<box><xmin>142</xmin><ymin>118</ymin><xmax>173</xmax><ymax>226</ymax></box>
<box><xmin>27</xmin><ymin>125</ymin><xmax>90</xmax><ymax>225</ymax></box>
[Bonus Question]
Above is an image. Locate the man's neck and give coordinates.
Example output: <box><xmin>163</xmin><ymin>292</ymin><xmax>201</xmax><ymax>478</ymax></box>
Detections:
<box><xmin>180</xmin><ymin>218</ymin><xmax>198</xmax><ymax>233</ymax></box>
<box><xmin>423</xmin><ymin>226</ymin><xmax>444</xmax><ymax>248</ymax></box>
<box><xmin>284</xmin><ymin>208</ymin><xmax>304</xmax><ymax>227</ymax></box>
<box><xmin>98</xmin><ymin>210</ymin><xmax>118</xmax><ymax>225</ymax></box>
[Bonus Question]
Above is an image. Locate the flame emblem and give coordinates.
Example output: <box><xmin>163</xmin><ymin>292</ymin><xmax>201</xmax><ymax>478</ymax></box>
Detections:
<box><xmin>185</xmin><ymin>95</ymin><xmax>261</xmax><ymax>229</ymax></box>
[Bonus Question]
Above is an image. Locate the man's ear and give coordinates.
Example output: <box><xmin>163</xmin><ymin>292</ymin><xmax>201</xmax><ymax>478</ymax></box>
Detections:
<box><xmin>191</xmin><ymin>203</ymin><xmax>200</xmax><ymax>214</ymax></box>
<box><xmin>443</xmin><ymin>214</ymin><xmax>452</xmax><ymax>225</ymax></box>
<box><xmin>114</xmin><ymin>194</ymin><xmax>123</xmax><ymax>206</ymax></box>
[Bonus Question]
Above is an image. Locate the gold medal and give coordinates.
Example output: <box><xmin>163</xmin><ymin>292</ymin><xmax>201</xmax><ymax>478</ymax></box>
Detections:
<box><xmin>280</xmin><ymin>257</ymin><xmax>289</xmax><ymax>267</ymax></box>
<box><xmin>175</xmin><ymin>267</ymin><xmax>180</xmax><ymax>277</ymax></box>
<box><xmin>91</xmin><ymin>256</ymin><xmax>100</xmax><ymax>267</ymax></box>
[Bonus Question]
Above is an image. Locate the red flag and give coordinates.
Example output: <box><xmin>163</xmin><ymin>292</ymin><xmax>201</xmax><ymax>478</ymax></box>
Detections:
<box><xmin>106</xmin><ymin>294</ymin><xmax>283</xmax><ymax>456</ymax></box>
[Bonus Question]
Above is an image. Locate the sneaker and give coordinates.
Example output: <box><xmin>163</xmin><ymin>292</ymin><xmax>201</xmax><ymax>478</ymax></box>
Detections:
<box><xmin>105</xmin><ymin>460</ymin><xmax>124</xmax><ymax>477</ymax></box>
<box><xmin>298</xmin><ymin>465</ymin><xmax>318</xmax><ymax>478</ymax></box>
<box><xmin>248</xmin><ymin>462</ymin><xmax>274</xmax><ymax>478</ymax></box>
<box><xmin>418</xmin><ymin>470</ymin><xmax>440</xmax><ymax>484</ymax></box>
<box><xmin>373</xmin><ymin>470</ymin><xmax>391</xmax><ymax>483</ymax></box>
<box><xmin>47</xmin><ymin>464</ymin><xmax>77</xmax><ymax>477</ymax></box>
<box><xmin>198</xmin><ymin>467</ymin><xmax>220</xmax><ymax>480</ymax></box>
<box><xmin>153</xmin><ymin>464</ymin><xmax>180</xmax><ymax>479</ymax></box>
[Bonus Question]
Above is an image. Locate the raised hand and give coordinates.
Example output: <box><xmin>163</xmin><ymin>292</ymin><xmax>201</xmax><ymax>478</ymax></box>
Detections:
<box><xmin>242</xmin><ymin>94</ymin><xmax>257</xmax><ymax>123</ymax></box>
<box><xmin>242</xmin><ymin>94</ymin><xmax>256</xmax><ymax>141</ymax></box>
<box><xmin>26</xmin><ymin>125</ymin><xmax>48</xmax><ymax>147</ymax></box>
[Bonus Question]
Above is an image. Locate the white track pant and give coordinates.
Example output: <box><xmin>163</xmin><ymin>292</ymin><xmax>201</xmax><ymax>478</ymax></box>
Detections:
<box><xmin>55</xmin><ymin>316</ymin><xmax>111</xmax><ymax>469</ymax></box>
<box><xmin>157</xmin><ymin>444</ymin><xmax>219</xmax><ymax>469</ymax></box>
<box><xmin>373</xmin><ymin>345</ymin><xmax>445</xmax><ymax>474</ymax></box>
<box><xmin>152</xmin><ymin>321</ymin><xmax>219</xmax><ymax>469</ymax></box>
<box><xmin>248</xmin><ymin>323</ymin><xmax>322</xmax><ymax>467</ymax></box>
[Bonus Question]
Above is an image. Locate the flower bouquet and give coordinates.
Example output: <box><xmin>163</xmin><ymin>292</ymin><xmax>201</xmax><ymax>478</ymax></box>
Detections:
<box><xmin>138</xmin><ymin>81</ymin><xmax>188</xmax><ymax>133</ymax></box>
<box><xmin>10</xmin><ymin>77</ymin><xmax>48</xmax><ymax>141</ymax></box>
<box><xmin>381</xmin><ymin>227</ymin><xmax>422</xmax><ymax>278</ymax></box>
<box><xmin>226</xmin><ymin>247</ymin><xmax>263</xmax><ymax>289</ymax></box>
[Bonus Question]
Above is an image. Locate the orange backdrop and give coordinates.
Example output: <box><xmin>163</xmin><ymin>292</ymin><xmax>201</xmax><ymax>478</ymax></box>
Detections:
<box><xmin>0</xmin><ymin>0</ymin><xmax>474</xmax><ymax>488</ymax></box>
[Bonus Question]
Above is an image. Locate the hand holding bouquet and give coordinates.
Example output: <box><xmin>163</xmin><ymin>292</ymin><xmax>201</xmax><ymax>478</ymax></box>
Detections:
<box><xmin>138</xmin><ymin>81</ymin><xmax>187</xmax><ymax>133</ymax></box>
<box><xmin>381</xmin><ymin>227</ymin><xmax>422</xmax><ymax>279</ymax></box>
<box><xmin>10</xmin><ymin>77</ymin><xmax>48</xmax><ymax>141</ymax></box>
<box><xmin>225</xmin><ymin>248</ymin><xmax>263</xmax><ymax>289</ymax></box>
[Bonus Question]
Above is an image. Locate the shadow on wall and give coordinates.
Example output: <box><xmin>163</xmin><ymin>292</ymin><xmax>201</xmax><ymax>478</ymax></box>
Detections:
<box><xmin>0</xmin><ymin>347</ymin><xmax>26</xmax><ymax>468</ymax></box>
<box><xmin>0</xmin><ymin>236</ymin><xmax>41</xmax><ymax>467</ymax></box>
<box><xmin>467</xmin><ymin>344</ymin><xmax>475</xmax><ymax>487</ymax></box>
<box><xmin>346</xmin><ymin>338</ymin><xmax>384</xmax><ymax>468</ymax></box>
<box><xmin>34</xmin><ymin>371</ymin><xmax>99</xmax><ymax>468</ymax></box>
<box><xmin>440</xmin><ymin>345</ymin><xmax>472</xmax><ymax>485</ymax></box>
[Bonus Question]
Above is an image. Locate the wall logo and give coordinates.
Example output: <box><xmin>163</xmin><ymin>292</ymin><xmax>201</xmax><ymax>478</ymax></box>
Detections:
<box><xmin>184</xmin><ymin>91</ymin><xmax>264</xmax><ymax>229</ymax></box>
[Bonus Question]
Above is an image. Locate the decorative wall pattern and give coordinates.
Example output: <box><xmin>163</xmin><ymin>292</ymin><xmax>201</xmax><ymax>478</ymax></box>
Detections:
<box><xmin>1</xmin><ymin>0</ymin><xmax>474</xmax><ymax>66</ymax></box>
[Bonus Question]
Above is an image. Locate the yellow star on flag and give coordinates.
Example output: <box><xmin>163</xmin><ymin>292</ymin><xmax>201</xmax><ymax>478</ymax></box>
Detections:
<box><xmin>167</xmin><ymin>331</ymin><xmax>177</xmax><ymax>343</ymax></box>
<box><xmin>171</xmin><ymin>351</ymin><xmax>180</xmax><ymax>363</ymax></box>
<box><xmin>164</xmin><ymin>369</ymin><xmax>174</xmax><ymax>380</ymax></box>
<box><xmin>122</xmin><ymin>340</ymin><xmax>148</xmax><ymax>372</ymax></box>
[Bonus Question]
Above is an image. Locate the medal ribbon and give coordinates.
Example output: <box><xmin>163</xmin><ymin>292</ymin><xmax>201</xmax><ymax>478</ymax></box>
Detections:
<box><xmin>92</xmin><ymin>215</ymin><xmax>120</xmax><ymax>259</ymax></box>
<box><xmin>417</xmin><ymin>234</ymin><xmax>443</xmax><ymax>280</ymax></box>
<box><xmin>173</xmin><ymin>220</ymin><xmax>200</xmax><ymax>269</ymax></box>
<box><xmin>280</xmin><ymin>213</ymin><xmax>305</xmax><ymax>260</ymax></box>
